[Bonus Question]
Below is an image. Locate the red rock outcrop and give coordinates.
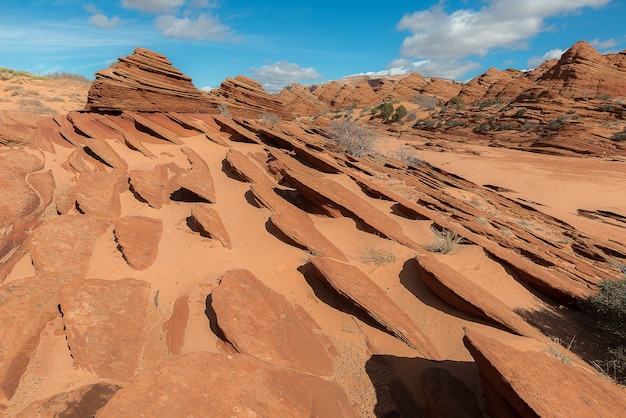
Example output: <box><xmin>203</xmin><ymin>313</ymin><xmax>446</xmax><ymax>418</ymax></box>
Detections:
<box><xmin>58</xmin><ymin>278</ymin><xmax>150</xmax><ymax>381</ymax></box>
<box><xmin>29</xmin><ymin>215</ymin><xmax>109</xmax><ymax>281</ymax></box>
<box><xmin>85</xmin><ymin>48</ymin><xmax>216</xmax><ymax>113</ymax></box>
<box><xmin>211</xmin><ymin>269</ymin><xmax>336</xmax><ymax>376</ymax></box>
<box><xmin>309</xmin><ymin>256</ymin><xmax>440</xmax><ymax>358</ymax></box>
<box><xmin>187</xmin><ymin>204</ymin><xmax>232</xmax><ymax>248</ymax></box>
<box><xmin>97</xmin><ymin>352</ymin><xmax>357</xmax><ymax>417</ymax></box>
<box><xmin>538</xmin><ymin>41</ymin><xmax>626</xmax><ymax>98</ymax></box>
<box><xmin>250</xmin><ymin>184</ymin><xmax>347</xmax><ymax>261</ymax></box>
<box><xmin>15</xmin><ymin>382</ymin><xmax>121</xmax><ymax>418</ymax></box>
<box><xmin>210</xmin><ymin>75</ymin><xmax>294</xmax><ymax>120</ymax></box>
<box><xmin>113</xmin><ymin>216</ymin><xmax>163</xmax><ymax>270</ymax></box>
<box><xmin>464</xmin><ymin>328</ymin><xmax>626</xmax><ymax>418</ymax></box>
<box><xmin>0</xmin><ymin>279</ymin><xmax>59</xmax><ymax>404</ymax></box>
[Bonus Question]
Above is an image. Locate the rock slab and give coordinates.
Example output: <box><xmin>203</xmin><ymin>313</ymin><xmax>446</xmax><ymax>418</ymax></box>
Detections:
<box><xmin>212</xmin><ymin>269</ymin><xmax>335</xmax><ymax>376</ymax></box>
<box><xmin>58</xmin><ymin>278</ymin><xmax>151</xmax><ymax>381</ymax></box>
<box><xmin>96</xmin><ymin>352</ymin><xmax>357</xmax><ymax>417</ymax></box>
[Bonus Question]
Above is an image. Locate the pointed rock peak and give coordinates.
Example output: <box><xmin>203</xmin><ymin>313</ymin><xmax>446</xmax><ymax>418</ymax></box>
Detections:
<box><xmin>85</xmin><ymin>47</ymin><xmax>216</xmax><ymax>113</ymax></box>
<box><xmin>558</xmin><ymin>41</ymin><xmax>604</xmax><ymax>64</ymax></box>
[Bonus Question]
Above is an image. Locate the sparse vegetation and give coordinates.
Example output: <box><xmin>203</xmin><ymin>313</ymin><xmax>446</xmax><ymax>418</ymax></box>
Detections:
<box><xmin>361</xmin><ymin>247</ymin><xmax>397</xmax><ymax>265</ymax></box>
<box><xmin>611</xmin><ymin>131</ymin><xmax>626</xmax><ymax>142</ymax></box>
<box><xmin>413</xmin><ymin>94</ymin><xmax>438</xmax><ymax>110</ymax></box>
<box><xmin>371</xmin><ymin>101</ymin><xmax>395</xmax><ymax>121</ymax></box>
<box><xmin>392</xmin><ymin>104</ymin><xmax>408</xmax><ymax>122</ymax></box>
<box><xmin>217</xmin><ymin>103</ymin><xmax>230</xmax><ymax>117</ymax></box>
<box><xmin>393</xmin><ymin>147</ymin><xmax>422</xmax><ymax>168</ymax></box>
<box><xmin>260</xmin><ymin>112</ymin><xmax>281</xmax><ymax>124</ymax></box>
<box><xmin>329</xmin><ymin>119</ymin><xmax>376</xmax><ymax>157</ymax></box>
<box><xmin>586</xmin><ymin>273</ymin><xmax>626</xmax><ymax>383</ymax></box>
<box><xmin>448</xmin><ymin>95</ymin><xmax>465</xmax><ymax>110</ymax></box>
<box><xmin>425</xmin><ymin>227</ymin><xmax>465</xmax><ymax>254</ymax></box>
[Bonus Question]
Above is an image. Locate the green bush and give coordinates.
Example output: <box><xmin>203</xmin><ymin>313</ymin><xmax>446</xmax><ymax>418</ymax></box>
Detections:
<box><xmin>448</xmin><ymin>95</ymin><xmax>465</xmax><ymax>110</ymax></box>
<box><xmin>612</xmin><ymin>132</ymin><xmax>626</xmax><ymax>142</ymax></box>
<box><xmin>379</xmin><ymin>102</ymin><xmax>394</xmax><ymax>120</ymax></box>
<box><xmin>586</xmin><ymin>274</ymin><xmax>626</xmax><ymax>383</ymax></box>
<box><xmin>392</xmin><ymin>105</ymin><xmax>408</xmax><ymax>122</ymax></box>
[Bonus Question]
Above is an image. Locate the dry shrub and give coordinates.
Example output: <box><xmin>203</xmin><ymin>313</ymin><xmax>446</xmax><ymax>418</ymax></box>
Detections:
<box><xmin>361</xmin><ymin>248</ymin><xmax>397</xmax><ymax>265</ymax></box>
<box><xmin>329</xmin><ymin>119</ymin><xmax>376</xmax><ymax>157</ymax></box>
<box><xmin>425</xmin><ymin>227</ymin><xmax>464</xmax><ymax>254</ymax></box>
<box><xmin>260</xmin><ymin>112</ymin><xmax>281</xmax><ymax>124</ymax></box>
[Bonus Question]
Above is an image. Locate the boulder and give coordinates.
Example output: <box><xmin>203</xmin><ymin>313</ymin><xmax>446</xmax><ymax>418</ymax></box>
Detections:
<box><xmin>172</xmin><ymin>146</ymin><xmax>216</xmax><ymax>203</ymax></box>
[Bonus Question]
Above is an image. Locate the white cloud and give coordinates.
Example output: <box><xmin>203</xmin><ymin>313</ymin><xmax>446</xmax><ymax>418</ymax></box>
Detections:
<box><xmin>527</xmin><ymin>48</ymin><xmax>565</xmax><ymax>68</ymax></box>
<box><xmin>396</xmin><ymin>0</ymin><xmax>611</xmax><ymax>65</ymax></box>
<box><xmin>84</xmin><ymin>4</ymin><xmax>122</xmax><ymax>29</ymax></box>
<box><xmin>250</xmin><ymin>61</ymin><xmax>323</xmax><ymax>92</ymax></box>
<box><xmin>122</xmin><ymin>0</ymin><xmax>184</xmax><ymax>14</ymax></box>
<box><xmin>88</xmin><ymin>14</ymin><xmax>122</xmax><ymax>29</ymax></box>
<box><xmin>155</xmin><ymin>14</ymin><xmax>232</xmax><ymax>40</ymax></box>
<box><xmin>387</xmin><ymin>58</ymin><xmax>482</xmax><ymax>80</ymax></box>
<box><xmin>590</xmin><ymin>38</ymin><xmax>618</xmax><ymax>49</ymax></box>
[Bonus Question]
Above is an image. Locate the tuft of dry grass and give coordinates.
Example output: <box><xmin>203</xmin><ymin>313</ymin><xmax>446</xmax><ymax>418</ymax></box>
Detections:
<box><xmin>361</xmin><ymin>247</ymin><xmax>397</xmax><ymax>265</ymax></box>
<box><xmin>424</xmin><ymin>227</ymin><xmax>465</xmax><ymax>254</ymax></box>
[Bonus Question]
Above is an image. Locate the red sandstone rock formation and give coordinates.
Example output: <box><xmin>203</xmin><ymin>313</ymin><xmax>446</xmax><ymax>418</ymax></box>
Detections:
<box><xmin>538</xmin><ymin>40</ymin><xmax>626</xmax><ymax>98</ymax></box>
<box><xmin>210</xmin><ymin>75</ymin><xmax>294</xmax><ymax>120</ymax></box>
<box><xmin>85</xmin><ymin>48</ymin><xmax>216</xmax><ymax>113</ymax></box>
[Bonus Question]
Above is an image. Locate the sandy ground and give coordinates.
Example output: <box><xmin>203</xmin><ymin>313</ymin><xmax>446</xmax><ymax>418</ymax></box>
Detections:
<box><xmin>0</xmin><ymin>71</ymin><xmax>89</xmax><ymax>114</ymax></box>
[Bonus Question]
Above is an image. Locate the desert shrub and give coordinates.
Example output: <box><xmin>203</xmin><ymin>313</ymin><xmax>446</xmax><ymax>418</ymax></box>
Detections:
<box><xmin>448</xmin><ymin>95</ymin><xmax>465</xmax><ymax>110</ymax></box>
<box><xmin>595</xmin><ymin>93</ymin><xmax>613</xmax><ymax>101</ymax></box>
<box><xmin>18</xmin><ymin>98</ymin><xmax>54</xmax><ymax>114</ymax></box>
<box><xmin>495</xmin><ymin>122</ymin><xmax>516</xmax><ymax>131</ymax></box>
<box><xmin>217</xmin><ymin>103</ymin><xmax>230</xmax><ymax>117</ymax></box>
<box><xmin>260</xmin><ymin>112</ymin><xmax>281</xmax><ymax>124</ymax></box>
<box><xmin>473</xmin><ymin>122</ymin><xmax>492</xmax><ymax>133</ymax></box>
<box><xmin>546</xmin><ymin>119</ymin><xmax>564</xmax><ymax>131</ymax></box>
<box><xmin>374</xmin><ymin>102</ymin><xmax>394</xmax><ymax>120</ymax></box>
<box><xmin>394</xmin><ymin>147</ymin><xmax>422</xmax><ymax>168</ymax></box>
<box><xmin>413</xmin><ymin>94</ymin><xmax>438</xmax><ymax>110</ymax></box>
<box><xmin>514</xmin><ymin>108</ymin><xmax>527</xmax><ymax>118</ymax></box>
<box><xmin>612</xmin><ymin>132</ymin><xmax>626</xmax><ymax>142</ymax></box>
<box><xmin>361</xmin><ymin>247</ymin><xmax>397</xmax><ymax>265</ymax></box>
<box><xmin>446</xmin><ymin>119</ymin><xmax>469</xmax><ymax>128</ymax></box>
<box><xmin>586</xmin><ymin>274</ymin><xmax>626</xmax><ymax>383</ymax></box>
<box><xmin>44</xmin><ymin>72</ymin><xmax>91</xmax><ymax>83</ymax></box>
<box><xmin>392</xmin><ymin>105</ymin><xmax>408</xmax><ymax>122</ymax></box>
<box><xmin>425</xmin><ymin>227</ymin><xmax>464</xmax><ymax>254</ymax></box>
<box><xmin>329</xmin><ymin>119</ymin><xmax>376</xmax><ymax>157</ymax></box>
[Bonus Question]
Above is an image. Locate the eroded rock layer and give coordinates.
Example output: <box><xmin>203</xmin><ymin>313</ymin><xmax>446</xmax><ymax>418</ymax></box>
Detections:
<box><xmin>85</xmin><ymin>48</ymin><xmax>216</xmax><ymax>113</ymax></box>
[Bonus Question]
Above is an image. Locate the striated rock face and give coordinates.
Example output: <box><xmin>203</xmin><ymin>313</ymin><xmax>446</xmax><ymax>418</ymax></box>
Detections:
<box><xmin>85</xmin><ymin>48</ymin><xmax>216</xmax><ymax>113</ymax></box>
<box><xmin>538</xmin><ymin>41</ymin><xmax>626</xmax><ymax>98</ymax></box>
<box><xmin>210</xmin><ymin>75</ymin><xmax>295</xmax><ymax>120</ymax></box>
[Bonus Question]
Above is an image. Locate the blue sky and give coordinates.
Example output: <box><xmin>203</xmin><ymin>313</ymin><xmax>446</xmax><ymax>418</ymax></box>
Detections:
<box><xmin>1</xmin><ymin>1</ymin><xmax>624</xmax><ymax>91</ymax></box>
